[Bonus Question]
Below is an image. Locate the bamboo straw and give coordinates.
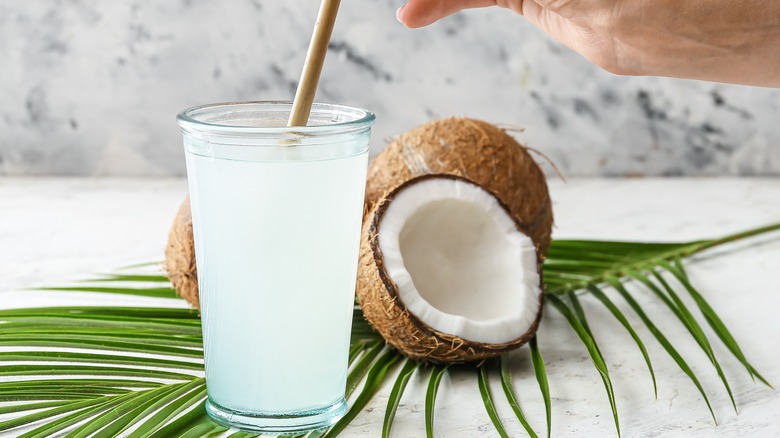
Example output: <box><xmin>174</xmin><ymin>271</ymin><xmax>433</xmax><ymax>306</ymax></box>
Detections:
<box><xmin>287</xmin><ymin>0</ymin><xmax>342</xmax><ymax>127</ymax></box>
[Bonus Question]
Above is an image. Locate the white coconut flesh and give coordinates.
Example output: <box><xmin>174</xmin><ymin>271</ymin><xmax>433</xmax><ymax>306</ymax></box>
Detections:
<box><xmin>377</xmin><ymin>178</ymin><xmax>541</xmax><ymax>344</ymax></box>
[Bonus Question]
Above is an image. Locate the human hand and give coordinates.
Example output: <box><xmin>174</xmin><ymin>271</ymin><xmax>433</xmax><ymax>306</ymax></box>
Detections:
<box><xmin>396</xmin><ymin>0</ymin><xmax>780</xmax><ymax>87</ymax></box>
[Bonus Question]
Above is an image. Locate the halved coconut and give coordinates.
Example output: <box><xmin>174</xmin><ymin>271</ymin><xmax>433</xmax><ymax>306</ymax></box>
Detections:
<box><xmin>365</xmin><ymin>117</ymin><xmax>553</xmax><ymax>257</ymax></box>
<box><xmin>358</xmin><ymin>174</ymin><xmax>543</xmax><ymax>363</ymax></box>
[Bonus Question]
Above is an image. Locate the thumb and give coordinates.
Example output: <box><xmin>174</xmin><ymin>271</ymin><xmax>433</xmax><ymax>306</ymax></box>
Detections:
<box><xmin>397</xmin><ymin>0</ymin><xmax>498</xmax><ymax>28</ymax></box>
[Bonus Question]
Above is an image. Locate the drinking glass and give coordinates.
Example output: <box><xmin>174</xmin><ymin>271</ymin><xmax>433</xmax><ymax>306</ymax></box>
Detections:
<box><xmin>177</xmin><ymin>101</ymin><xmax>374</xmax><ymax>433</ymax></box>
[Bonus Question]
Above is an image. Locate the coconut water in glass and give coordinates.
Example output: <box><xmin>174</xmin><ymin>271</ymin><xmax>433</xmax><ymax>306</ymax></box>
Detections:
<box><xmin>177</xmin><ymin>102</ymin><xmax>374</xmax><ymax>433</ymax></box>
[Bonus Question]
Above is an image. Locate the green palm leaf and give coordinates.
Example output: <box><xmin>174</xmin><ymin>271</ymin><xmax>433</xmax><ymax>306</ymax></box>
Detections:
<box><xmin>127</xmin><ymin>380</ymin><xmax>207</xmax><ymax>438</ymax></box>
<box><xmin>19</xmin><ymin>392</ymin><xmax>143</xmax><ymax>438</ymax></box>
<box><xmin>586</xmin><ymin>283</ymin><xmax>657</xmax><ymax>397</ymax></box>
<box><xmin>84</xmin><ymin>274</ymin><xmax>172</xmax><ymax>283</ymax></box>
<box><xmin>146</xmin><ymin>400</ymin><xmax>224</xmax><ymax>438</ymax></box>
<box><xmin>382</xmin><ymin>359</ymin><xmax>420</xmax><ymax>438</ymax></box>
<box><xmin>67</xmin><ymin>386</ymin><xmax>183</xmax><ymax>438</ymax></box>
<box><xmin>0</xmin><ymin>351</ymin><xmax>203</xmax><ymax>370</ymax></box>
<box><xmin>322</xmin><ymin>349</ymin><xmax>402</xmax><ymax>438</ymax></box>
<box><xmin>499</xmin><ymin>355</ymin><xmax>538</xmax><ymax>438</ymax></box>
<box><xmin>37</xmin><ymin>286</ymin><xmax>179</xmax><ymax>299</ymax></box>
<box><xmin>478</xmin><ymin>362</ymin><xmax>511</xmax><ymax>438</ymax></box>
<box><xmin>662</xmin><ymin>259</ymin><xmax>770</xmax><ymax>386</ymax></box>
<box><xmin>547</xmin><ymin>294</ymin><xmax>621</xmax><ymax>437</ymax></box>
<box><xmin>91</xmin><ymin>384</ymin><xmax>192</xmax><ymax>438</ymax></box>
<box><xmin>528</xmin><ymin>336</ymin><xmax>551</xmax><ymax>438</ymax></box>
<box><xmin>425</xmin><ymin>364</ymin><xmax>448</xmax><ymax>438</ymax></box>
<box><xmin>0</xmin><ymin>401</ymin><xmax>70</xmax><ymax>416</ymax></box>
<box><xmin>544</xmin><ymin>223</ymin><xmax>780</xmax><ymax>295</ymax></box>
<box><xmin>0</xmin><ymin>222</ymin><xmax>776</xmax><ymax>437</ymax></box>
<box><xmin>646</xmin><ymin>267</ymin><xmax>737</xmax><ymax>412</ymax></box>
<box><xmin>346</xmin><ymin>341</ymin><xmax>384</xmax><ymax>398</ymax></box>
<box><xmin>607</xmin><ymin>275</ymin><xmax>717</xmax><ymax>422</ymax></box>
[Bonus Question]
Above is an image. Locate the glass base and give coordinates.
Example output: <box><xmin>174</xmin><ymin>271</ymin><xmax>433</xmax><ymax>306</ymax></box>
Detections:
<box><xmin>205</xmin><ymin>397</ymin><xmax>347</xmax><ymax>434</ymax></box>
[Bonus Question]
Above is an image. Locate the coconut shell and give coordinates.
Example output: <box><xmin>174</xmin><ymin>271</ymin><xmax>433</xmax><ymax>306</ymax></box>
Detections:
<box><xmin>366</xmin><ymin>117</ymin><xmax>553</xmax><ymax>257</ymax></box>
<box><xmin>357</xmin><ymin>174</ymin><xmax>544</xmax><ymax>364</ymax></box>
<box><xmin>164</xmin><ymin>196</ymin><xmax>200</xmax><ymax>309</ymax></box>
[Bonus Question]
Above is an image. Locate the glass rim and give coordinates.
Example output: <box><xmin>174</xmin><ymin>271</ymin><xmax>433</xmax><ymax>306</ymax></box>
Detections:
<box><xmin>176</xmin><ymin>101</ymin><xmax>375</xmax><ymax>136</ymax></box>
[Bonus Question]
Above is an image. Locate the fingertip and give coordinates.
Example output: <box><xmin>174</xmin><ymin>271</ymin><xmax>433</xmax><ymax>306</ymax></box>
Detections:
<box><xmin>396</xmin><ymin>4</ymin><xmax>406</xmax><ymax>22</ymax></box>
<box><xmin>399</xmin><ymin>0</ymin><xmax>502</xmax><ymax>29</ymax></box>
<box><xmin>396</xmin><ymin>3</ymin><xmax>424</xmax><ymax>28</ymax></box>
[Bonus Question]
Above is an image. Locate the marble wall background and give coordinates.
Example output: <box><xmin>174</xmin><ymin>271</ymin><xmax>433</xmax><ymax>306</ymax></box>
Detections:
<box><xmin>1</xmin><ymin>0</ymin><xmax>779</xmax><ymax>177</ymax></box>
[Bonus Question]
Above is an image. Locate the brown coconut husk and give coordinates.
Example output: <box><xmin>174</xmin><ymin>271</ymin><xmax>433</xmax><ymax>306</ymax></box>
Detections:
<box><xmin>357</xmin><ymin>174</ymin><xmax>544</xmax><ymax>364</ymax></box>
<box><xmin>164</xmin><ymin>196</ymin><xmax>200</xmax><ymax>309</ymax></box>
<box><xmin>365</xmin><ymin>117</ymin><xmax>553</xmax><ymax>257</ymax></box>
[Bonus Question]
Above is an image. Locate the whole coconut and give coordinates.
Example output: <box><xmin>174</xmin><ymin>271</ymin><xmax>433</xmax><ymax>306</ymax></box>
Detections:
<box><xmin>365</xmin><ymin>117</ymin><xmax>553</xmax><ymax>256</ymax></box>
<box><xmin>164</xmin><ymin>196</ymin><xmax>200</xmax><ymax>309</ymax></box>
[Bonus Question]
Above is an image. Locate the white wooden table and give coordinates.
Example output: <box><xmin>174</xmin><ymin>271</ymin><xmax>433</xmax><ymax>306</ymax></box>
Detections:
<box><xmin>2</xmin><ymin>177</ymin><xmax>779</xmax><ymax>437</ymax></box>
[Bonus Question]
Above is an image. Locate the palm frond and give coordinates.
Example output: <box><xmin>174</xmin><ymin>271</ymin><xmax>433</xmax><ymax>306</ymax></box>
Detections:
<box><xmin>345</xmin><ymin>341</ymin><xmax>384</xmax><ymax>398</ymax></box>
<box><xmin>83</xmin><ymin>274</ymin><xmax>171</xmax><ymax>283</ymax></box>
<box><xmin>0</xmin><ymin>222</ymin><xmax>777</xmax><ymax>437</ymax></box>
<box><xmin>533</xmin><ymin>223</ymin><xmax>780</xmax><ymax>434</ymax></box>
<box><xmin>90</xmin><ymin>383</ymin><xmax>195</xmax><ymax>438</ymax></box>
<box><xmin>544</xmin><ymin>223</ymin><xmax>780</xmax><ymax>295</ymax></box>
<box><xmin>424</xmin><ymin>364</ymin><xmax>448</xmax><ymax>438</ymax></box>
<box><xmin>477</xmin><ymin>363</ymin><xmax>510</xmax><ymax>438</ymax></box>
<box><xmin>322</xmin><ymin>349</ymin><xmax>402</xmax><ymax>438</ymax></box>
<box><xmin>606</xmin><ymin>275</ymin><xmax>717</xmax><ymax>422</ymax></box>
<box><xmin>528</xmin><ymin>336</ymin><xmax>551</xmax><ymax>438</ymax></box>
<box><xmin>18</xmin><ymin>393</ymin><xmax>136</xmax><ymax>438</ymax></box>
<box><xmin>662</xmin><ymin>259</ymin><xmax>770</xmax><ymax>386</ymax></box>
<box><xmin>586</xmin><ymin>283</ymin><xmax>657</xmax><ymax>397</ymax></box>
<box><xmin>127</xmin><ymin>380</ymin><xmax>207</xmax><ymax>437</ymax></box>
<box><xmin>647</xmin><ymin>267</ymin><xmax>737</xmax><ymax>412</ymax></box>
<box><xmin>144</xmin><ymin>400</ymin><xmax>222</xmax><ymax>438</ymax></box>
<box><xmin>36</xmin><ymin>286</ymin><xmax>179</xmax><ymax>299</ymax></box>
<box><xmin>382</xmin><ymin>359</ymin><xmax>419</xmax><ymax>438</ymax></box>
<box><xmin>499</xmin><ymin>355</ymin><xmax>538</xmax><ymax>438</ymax></box>
<box><xmin>547</xmin><ymin>294</ymin><xmax>620</xmax><ymax>437</ymax></box>
<box><xmin>0</xmin><ymin>351</ymin><xmax>202</xmax><ymax>370</ymax></box>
